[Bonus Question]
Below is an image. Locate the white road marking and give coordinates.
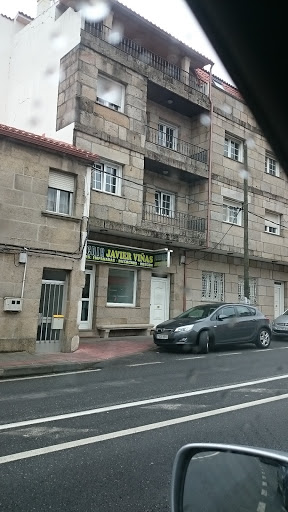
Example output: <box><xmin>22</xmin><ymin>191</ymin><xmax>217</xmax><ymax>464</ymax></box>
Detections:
<box><xmin>0</xmin><ymin>369</ymin><xmax>101</xmax><ymax>383</ymax></box>
<box><xmin>1</xmin><ymin>373</ymin><xmax>288</xmax><ymax>432</ymax></box>
<box><xmin>253</xmin><ymin>349</ymin><xmax>273</xmax><ymax>353</ymax></box>
<box><xmin>128</xmin><ymin>362</ymin><xmax>163</xmax><ymax>367</ymax></box>
<box><xmin>262</xmin><ymin>481</ymin><xmax>267</xmax><ymax>487</ymax></box>
<box><xmin>216</xmin><ymin>352</ymin><xmax>241</xmax><ymax>357</ymax></box>
<box><xmin>261</xmin><ymin>489</ymin><xmax>267</xmax><ymax>497</ymax></box>
<box><xmin>1</xmin><ymin>392</ymin><xmax>288</xmax><ymax>465</ymax></box>
<box><xmin>176</xmin><ymin>356</ymin><xmax>205</xmax><ymax>360</ymax></box>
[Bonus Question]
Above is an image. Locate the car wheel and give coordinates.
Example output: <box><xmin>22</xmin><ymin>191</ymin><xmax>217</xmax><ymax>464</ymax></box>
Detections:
<box><xmin>198</xmin><ymin>331</ymin><xmax>209</xmax><ymax>354</ymax></box>
<box><xmin>255</xmin><ymin>328</ymin><xmax>271</xmax><ymax>349</ymax></box>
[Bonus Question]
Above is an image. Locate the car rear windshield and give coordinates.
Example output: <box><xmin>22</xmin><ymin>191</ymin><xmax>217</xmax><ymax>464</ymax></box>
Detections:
<box><xmin>178</xmin><ymin>305</ymin><xmax>218</xmax><ymax>320</ymax></box>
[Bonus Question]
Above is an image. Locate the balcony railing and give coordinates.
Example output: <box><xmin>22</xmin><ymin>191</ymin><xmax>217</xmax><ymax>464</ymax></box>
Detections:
<box><xmin>146</xmin><ymin>126</ymin><xmax>208</xmax><ymax>163</ymax></box>
<box><xmin>143</xmin><ymin>203</ymin><xmax>206</xmax><ymax>238</ymax></box>
<box><xmin>84</xmin><ymin>22</ymin><xmax>208</xmax><ymax>96</ymax></box>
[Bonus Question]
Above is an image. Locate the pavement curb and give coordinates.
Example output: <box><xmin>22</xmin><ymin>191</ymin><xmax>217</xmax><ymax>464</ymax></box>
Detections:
<box><xmin>0</xmin><ymin>361</ymin><xmax>102</xmax><ymax>378</ymax></box>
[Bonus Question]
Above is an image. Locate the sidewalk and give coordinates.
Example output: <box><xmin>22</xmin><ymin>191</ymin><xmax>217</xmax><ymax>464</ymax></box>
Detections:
<box><xmin>0</xmin><ymin>336</ymin><xmax>155</xmax><ymax>378</ymax></box>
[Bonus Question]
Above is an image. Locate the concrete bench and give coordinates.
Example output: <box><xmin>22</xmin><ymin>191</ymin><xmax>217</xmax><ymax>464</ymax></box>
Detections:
<box><xmin>97</xmin><ymin>323</ymin><xmax>154</xmax><ymax>339</ymax></box>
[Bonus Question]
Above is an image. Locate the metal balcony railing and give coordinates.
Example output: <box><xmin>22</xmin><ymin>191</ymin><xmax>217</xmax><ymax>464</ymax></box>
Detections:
<box><xmin>143</xmin><ymin>203</ymin><xmax>206</xmax><ymax>238</ymax></box>
<box><xmin>146</xmin><ymin>126</ymin><xmax>208</xmax><ymax>163</ymax></box>
<box><xmin>84</xmin><ymin>22</ymin><xmax>208</xmax><ymax>96</ymax></box>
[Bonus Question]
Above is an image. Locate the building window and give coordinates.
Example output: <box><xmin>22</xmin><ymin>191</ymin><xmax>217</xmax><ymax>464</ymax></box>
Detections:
<box><xmin>96</xmin><ymin>75</ymin><xmax>124</xmax><ymax>112</ymax></box>
<box><xmin>238</xmin><ymin>277</ymin><xmax>257</xmax><ymax>305</ymax></box>
<box><xmin>223</xmin><ymin>199</ymin><xmax>242</xmax><ymax>225</ymax></box>
<box><xmin>265</xmin><ymin>153</ymin><xmax>279</xmax><ymax>177</ymax></box>
<box><xmin>107</xmin><ymin>268</ymin><xmax>136</xmax><ymax>306</ymax></box>
<box><xmin>224</xmin><ymin>135</ymin><xmax>243</xmax><ymax>162</ymax></box>
<box><xmin>202</xmin><ymin>272</ymin><xmax>224</xmax><ymax>301</ymax></box>
<box><xmin>92</xmin><ymin>162</ymin><xmax>122</xmax><ymax>195</ymax></box>
<box><xmin>155</xmin><ymin>190</ymin><xmax>175</xmax><ymax>217</ymax></box>
<box><xmin>158</xmin><ymin>123</ymin><xmax>178</xmax><ymax>150</ymax></box>
<box><xmin>265</xmin><ymin>211</ymin><xmax>280</xmax><ymax>235</ymax></box>
<box><xmin>46</xmin><ymin>170</ymin><xmax>74</xmax><ymax>215</ymax></box>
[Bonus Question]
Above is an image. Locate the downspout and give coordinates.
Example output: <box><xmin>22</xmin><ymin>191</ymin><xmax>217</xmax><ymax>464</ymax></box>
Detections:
<box><xmin>77</xmin><ymin>165</ymin><xmax>92</xmax><ymax>331</ymax></box>
<box><xmin>182</xmin><ymin>251</ymin><xmax>187</xmax><ymax>312</ymax></box>
<box><xmin>206</xmin><ymin>63</ymin><xmax>214</xmax><ymax>248</ymax></box>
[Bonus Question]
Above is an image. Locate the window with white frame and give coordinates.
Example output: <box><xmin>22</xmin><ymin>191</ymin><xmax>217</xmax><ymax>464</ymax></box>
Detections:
<box><xmin>224</xmin><ymin>135</ymin><xmax>243</xmax><ymax>162</ymax></box>
<box><xmin>107</xmin><ymin>268</ymin><xmax>136</xmax><ymax>306</ymax></box>
<box><xmin>265</xmin><ymin>153</ymin><xmax>279</xmax><ymax>177</ymax></box>
<box><xmin>155</xmin><ymin>190</ymin><xmax>175</xmax><ymax>217</ymax></box>
<box><xmin>46</xmin><ymin>170</ymin><xmax>74</xmax><ymax>215</ymax></box>
<box><xmin>96</xmin><ymin>75</ymin><xmax>124</xmax><ymax>112</ymax></box>
<box><xmin>158</xmin><ymin>123</ymin><xmax>178</xmax><ymax>150</ymax></box>
<box><xmin>223</xmin><ymin>199</ymin><xmax>242</xmax><ymax>225</ymax></box>
<box><xmin>202</xmin><ymin>272</ymin><xmax>224</xmax><ymax>301</ymax></box>
<box><xmin>238</xmin><ymin>277</ymin><xmax>257</xmax><ymax>304</ymax></box>
<box><xmin>91</xmin><ymin>162</ymin><xmax>122</xmax><ymax>195</ymax></box>
<box><xmin>265</xmin><ymin>211</ymin><xmax>281</xmax><ymax>235</ymax></box>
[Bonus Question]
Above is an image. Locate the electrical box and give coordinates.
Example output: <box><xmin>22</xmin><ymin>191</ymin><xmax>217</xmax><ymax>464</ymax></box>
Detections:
<box><xmin>19</xmin><ymin>252</ymin><xmax>28</xmax><ymax>264</ymax></box>
<box><xmin>4</xmin><ymin>297</ymin><xmax>23</xmax><ymax>312</ymax></box>
<box><xmin>51</xmin><ymin>315</ymin><xmax>64</xmax><ymax>330</ymax></box>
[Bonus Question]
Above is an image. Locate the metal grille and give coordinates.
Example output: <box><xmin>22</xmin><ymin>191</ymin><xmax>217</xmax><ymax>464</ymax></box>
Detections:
<box><xmin>238</xmin><ymin>277</ymin><xmax>257</xmax><ymax>305</ymax></box>
<box><xmin>202</xmin><ymin>272</ymin><xmax>224</xmax><ymax>301</ymax></box>
<box><xmin>37</xmin><ymin>280</ymin><xmax>65</xmax><ymax>343</ymax></box>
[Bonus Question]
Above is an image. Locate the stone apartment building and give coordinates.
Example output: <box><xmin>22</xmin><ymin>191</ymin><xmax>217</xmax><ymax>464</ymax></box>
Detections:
<box><xmin>0</xmin><ymin>124</ymin><xmax>98</xmax><ymax>352</ymax></box>
<box><xmin>1</xmin><ymin>0</ymin><xmax>288</xmax><ymax>348</ymax></box>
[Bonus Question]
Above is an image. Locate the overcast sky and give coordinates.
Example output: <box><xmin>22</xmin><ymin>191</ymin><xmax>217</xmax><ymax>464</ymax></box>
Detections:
<box><xmin>0</xmin><ymin>0</ymin><xmax>233</xmax><ymax>83</ymax></box>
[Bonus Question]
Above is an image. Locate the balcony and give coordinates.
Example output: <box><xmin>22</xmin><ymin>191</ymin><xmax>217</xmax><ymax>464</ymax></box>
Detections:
<box><xmin>145</xmin><ymin>126</ymin><xmax>208</xmax><ymax>180</ymax></box>
<box><xmin>142</xmin><ymin>203</ymin><xmax>206</xmax><ymax>244</ymax></box>
<box><xmin>84</xmin><ymin>22</ymin><xmax>209</xmax><ymax>102</ymax></box>
<box><xmin>146</xmin><ymin>126</ymin><xmax>208</xmax><ymax>163</ymax></box>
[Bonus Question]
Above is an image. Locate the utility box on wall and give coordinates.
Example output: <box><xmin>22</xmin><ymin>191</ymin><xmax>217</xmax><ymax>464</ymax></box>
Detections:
<box><xmin>4</xmin><ymin>297</ymin><xmax>23</xmax><ymax>312</ymax></box>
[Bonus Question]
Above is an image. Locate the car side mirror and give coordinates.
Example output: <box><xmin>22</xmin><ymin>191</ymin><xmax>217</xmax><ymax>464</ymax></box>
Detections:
<box><xmin>218</xmin><ymin>314</ymin><xmax>227</xmax><ymax>321</ymax></box>
<box><xmin>171</xmin><ymin>443</ymin><xmax>288</xmax><ymax>512</ymax></box>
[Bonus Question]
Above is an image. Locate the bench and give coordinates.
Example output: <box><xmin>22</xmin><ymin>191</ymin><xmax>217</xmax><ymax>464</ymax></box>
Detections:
<box><xmin>97</xmin><ymin>323</ymin><xmax>154</xmax><ymax>339</ymax></box>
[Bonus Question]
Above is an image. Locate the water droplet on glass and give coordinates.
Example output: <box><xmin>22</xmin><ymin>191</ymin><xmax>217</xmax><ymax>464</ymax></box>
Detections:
<box><xmin>28</xmin><ymin>116</ymin><xmax>40</xmax><ymax>127</ymax></box>
<box><xmin>79</xmin><ymin>0</ymin><xmax>110</xmax><ymax>22</ymax></box>
<box><xmin>50</xmin><ymin>30</ymin><xmax>66</xmax><ymax>50</ymax></box>
<box><xmin>32</xmin><ymin>99</ymin><xmax>42</xmax><ymax>110</ymax></box>
<box><xmin>200</xmin><ymin>114</ymin><xmax>211</xmax><ymax>126</ymax></box>
<box><xmin>221</xmin><ymin>103</ymin><xmax>232</xmax><ymax>114</ymax></box>
<box><xmin>239</xmin><ymin>169</ymin><xmax>249</xmax><ymax>180</ymax></box>
<box><xmin>245</xmin><ymin>137</ymin><xmax>255</xmax><ymax>149</ymax></box>
<box><xmin>108</xmin><ymin>23</ymin><xmax>123</xmax><ymax>45</ymax></box>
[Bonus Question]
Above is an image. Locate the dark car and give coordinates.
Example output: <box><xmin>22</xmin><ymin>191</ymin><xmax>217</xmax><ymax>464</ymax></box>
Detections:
<box><xmin>153</xmin><ymin>303</ymin><xmax>271</xmax><ymax>353</ymax></box>
<box><xmin>271</xmin><ymin>311</ymin><xmax>288</xmax><ymax>341</ymax></box>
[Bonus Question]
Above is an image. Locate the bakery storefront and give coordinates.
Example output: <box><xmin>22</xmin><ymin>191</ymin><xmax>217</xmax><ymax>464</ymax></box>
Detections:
<box><xmin>79</xmin><ymin>241</ymin><xmax>172</xmax><ymax>335</ymax></box>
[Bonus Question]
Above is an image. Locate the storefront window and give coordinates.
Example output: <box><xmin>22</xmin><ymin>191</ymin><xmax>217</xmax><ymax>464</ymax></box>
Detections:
<box><xmin>107</xmin><ymin>269</ymin><xmax>136</xmax><ymax>306</ymax></box>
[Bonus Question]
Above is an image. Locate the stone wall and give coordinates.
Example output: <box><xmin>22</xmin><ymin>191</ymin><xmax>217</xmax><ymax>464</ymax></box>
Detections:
<box><xmin>0</xmin><ymin>138</ymin><xmax>87</xmax><ymax>352</ymax></box>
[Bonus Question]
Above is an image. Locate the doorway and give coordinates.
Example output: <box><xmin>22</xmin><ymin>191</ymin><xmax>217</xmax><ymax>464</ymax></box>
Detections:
<box><xmin>150</xmin><ymin>276</ymin><xmax>170</xmax><ymax>327</ymax></box>
<box><xmin>37</xmin><ymin>269</ymin><xmax>66</xmax><ymax>344</ymax></box>
<box><xmin>79</xmin><ymin>266</ymin><xmax>95</xmax><ymax>330</ymax></box>
<box><xmin>274</xmin><ymin>281</ymin><xmax>284</xmax><ymax>318</ymax></box>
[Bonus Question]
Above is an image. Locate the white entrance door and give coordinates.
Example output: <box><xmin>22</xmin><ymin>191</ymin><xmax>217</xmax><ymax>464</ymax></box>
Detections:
<box><xmin>274</xmin><ymin>281</ymin><xmax>284</xmax><ymax>318</ymax></box>
<box><xmin>150</xmin><ymin>276</ymin><xmax>170</xmax><ymax>327</ymax></box>
<box><xmin>79</xmin><ymin>267</ymin><xmax>95</xmax><ymax>330</ymax></box>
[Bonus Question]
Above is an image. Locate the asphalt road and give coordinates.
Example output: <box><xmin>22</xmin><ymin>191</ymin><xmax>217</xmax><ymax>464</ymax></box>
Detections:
<box><xmin>1</xmin><ymin>340</ymin><xmax>288</xmax><ymax>511</ymax></box>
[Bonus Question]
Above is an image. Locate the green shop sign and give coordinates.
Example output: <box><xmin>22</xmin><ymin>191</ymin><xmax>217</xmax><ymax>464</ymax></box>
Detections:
<box><xmin>86</xmin><ymin>243</ymin><xmax>170</xmax><ymax>268</ymax></box>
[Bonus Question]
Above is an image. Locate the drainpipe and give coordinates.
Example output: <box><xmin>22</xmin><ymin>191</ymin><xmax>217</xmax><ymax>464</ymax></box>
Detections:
<box><xmin>77</xmin><ymin>166</ymin><xmax>92</xmax><ymax>328</ymax></box>
<box><xmin>206</xmin><ymin>63</ymin><xmax>214</xmax><ymax>249</ymax></box>
<box><xmin>182</xmin><ymin>251</ymin><xmax>187</xmax><ymax>312</ymax></box>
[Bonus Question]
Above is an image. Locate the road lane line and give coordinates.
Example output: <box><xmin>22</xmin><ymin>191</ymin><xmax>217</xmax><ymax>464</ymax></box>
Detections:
<box><xmin>176</xmin><ymin>356</ymin><xmax>205</xmax><ymax>360</ymax></box>
<box><xmin>128</xmin><ymin>362</ymin><xmax>164</xmax><ymax>367</ymax></box>
<box><xmin>2</xmin><ymin>373</ymin><xmax>288</xmax><ymax>431</ymax></box>
<box><xmin>0</xmin><ymin>369</ymin><xmax>101</xmax><ymax>383</ymax></box>
<box><xmin>1</xmin><ymin>392</ymin><xmax>288</xmax><ymax>465</ymax></box>
<box><xmin>216</xmin><ymin>352</ymin><xmax>241</xmax><ymax>357</ymax></box>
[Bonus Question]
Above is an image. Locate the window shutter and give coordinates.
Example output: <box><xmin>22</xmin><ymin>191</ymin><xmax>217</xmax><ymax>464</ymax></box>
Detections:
<box><xmin>49</xmin><ymin>171</ymin><xmax>75</xmax><ymax>192</ymax></box>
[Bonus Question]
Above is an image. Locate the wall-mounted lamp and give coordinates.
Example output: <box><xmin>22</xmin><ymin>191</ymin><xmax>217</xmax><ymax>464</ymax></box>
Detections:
<box><xmin>180</xmin><ymin>255</ymin><xmax>186</xmax><ymax>264</ymax></box>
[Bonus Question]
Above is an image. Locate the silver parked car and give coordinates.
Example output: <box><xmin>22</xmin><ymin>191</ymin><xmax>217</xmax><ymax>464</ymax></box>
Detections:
<box><xmin>272</xmin><ymin>310</ymin><xmax>288</xmax><ymax>340</ymax></box>
<box><xmin>153</xmin><ymin>303</ymin><xmax>271</xmax><ymax>353</ymax></box>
